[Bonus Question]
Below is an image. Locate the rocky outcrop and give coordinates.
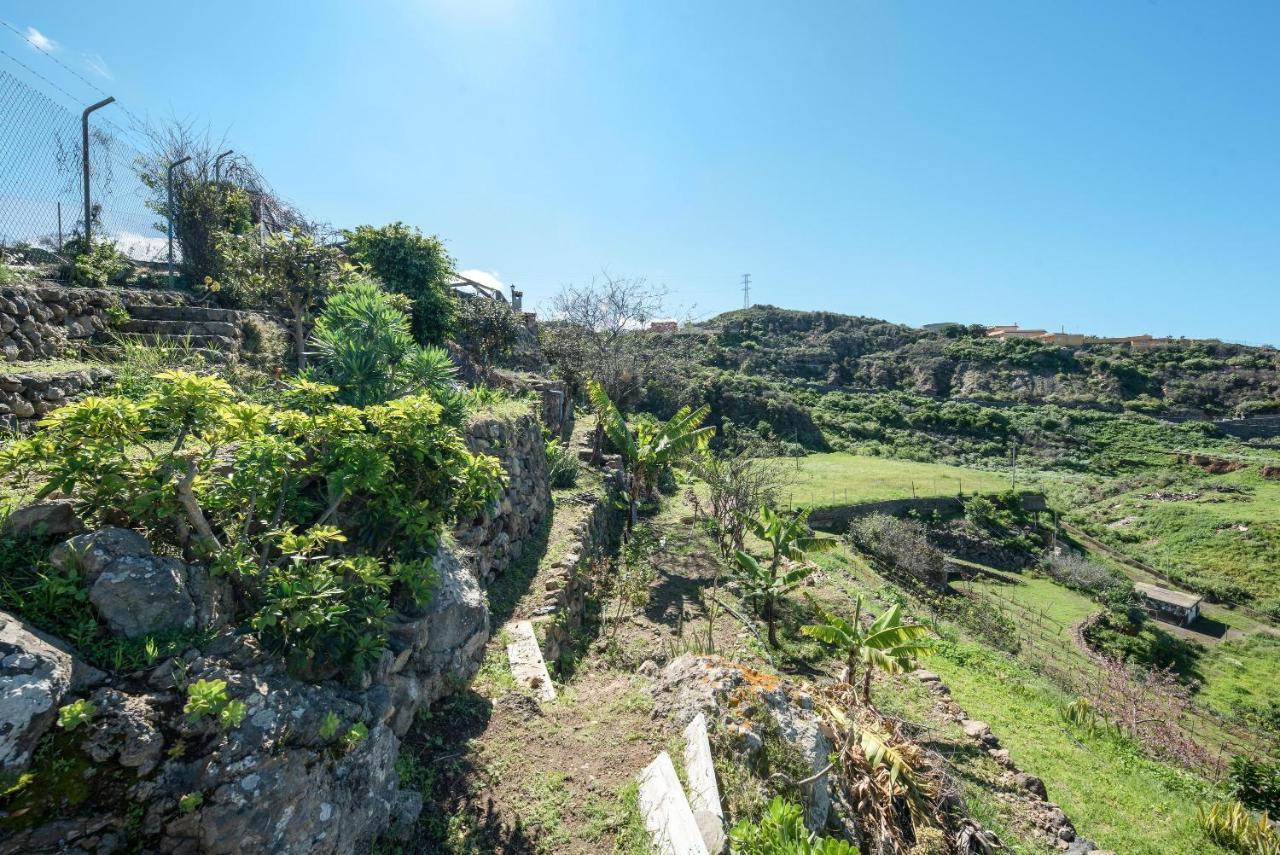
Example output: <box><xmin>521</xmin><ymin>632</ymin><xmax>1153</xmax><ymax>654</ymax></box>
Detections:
<box><xmin>52</xmin><ymin>528</ymin><xmax>231</xmax><ymax>639</ymax></box>
<box><xmin>0</xmin><ymin>612</ymin><xmax>104</xmax><ymax>774</ymax></box>
<box><xmin>652</xmin><ymin>655</ymin><xmax>832</xmax><ymax>833</ymax></box>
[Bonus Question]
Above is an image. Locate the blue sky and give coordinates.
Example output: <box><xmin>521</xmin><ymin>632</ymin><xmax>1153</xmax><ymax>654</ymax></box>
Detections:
<box><xmin>3</xmin><ymin>2</ymin><xmax>1278</xmax><ymax>343</ymax></box>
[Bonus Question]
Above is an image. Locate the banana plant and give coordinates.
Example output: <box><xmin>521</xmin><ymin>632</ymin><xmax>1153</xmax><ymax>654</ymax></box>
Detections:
<box><xmin>731</xmin><ymin>504</ymin><xmax>838</xmax><ymax>647</ymax></box>
<box><xmin>802</xmin><ymin>595</ymin><xmax>934</xmax><ymax>706</ymax></box>
<box><xmin>587</xmin><ymin>380</ymin><xmax>714</xmax><ymax>531</ymax></box>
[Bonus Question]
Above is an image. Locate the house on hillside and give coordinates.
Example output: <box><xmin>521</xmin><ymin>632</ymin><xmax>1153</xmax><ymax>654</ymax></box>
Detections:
<box><xmin>648</xmin><ymin>319</ymin><xmax>678</xmax><ymax>332</ymax></box>
<box><xmin>1135</xmin><ymin>582</ymin><xmax>1202</xmax><ymax>626</ymax></box>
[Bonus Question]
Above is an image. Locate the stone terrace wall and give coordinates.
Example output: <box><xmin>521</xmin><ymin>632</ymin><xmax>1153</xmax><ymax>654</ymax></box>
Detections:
<box><xmin>535</xmin><ymin>470</ymin><xmax>625</xmax><ymax>667</ymax></box>
<box><xmin>0</xmin><ymin>284</ymin><xmax>185</xmax><ymax>362</ymax></box>
<box><xmin>0</xmin><ymin>366</ymin><xmax>114</xmax><ymax>430</ymax></box>
<box><xmin>455</xmin><ymin>412</ymin><xmax>553</xmax><ymax>582</ymax></box>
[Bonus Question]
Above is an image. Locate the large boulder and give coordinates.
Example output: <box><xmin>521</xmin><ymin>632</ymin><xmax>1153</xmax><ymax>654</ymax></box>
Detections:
<box><xmin>0</xmin><ymin>610</ymin><xmax>103</xmax><ymax>773</ymax></box>
<box><xmin>50</xmin><ymin>528</ymin><xmax>230</xmax><ymax>639</ymax></box>
<box><xmin>2</xmin><ymin>499</ymin><xmax>83</xmax><ymax>538</ymax></box>
<box><xmin>653</xmin><ymin>654</ymin><xmax>832</xmax><ymax>832</ymax></box>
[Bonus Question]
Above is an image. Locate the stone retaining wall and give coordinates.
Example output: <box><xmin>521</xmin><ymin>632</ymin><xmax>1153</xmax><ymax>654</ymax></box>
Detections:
<box><xmin>455</xmin><ymin>412</ymin><xmax>553</xmax><ymax>583</ymax></box>
<box><xmin>0</xmin><ymin>284</ymin><xmax>185</xmax><ymax>362</ymax></box>
<box><xmin>0</xmin><ymin>367</ymin><xmax>114</xmax><ymax>430</ymax></box>
<box><xmin>535</xmin><ymin>470</ymin><xmax>626</xmax><ymax>667</ymax></box>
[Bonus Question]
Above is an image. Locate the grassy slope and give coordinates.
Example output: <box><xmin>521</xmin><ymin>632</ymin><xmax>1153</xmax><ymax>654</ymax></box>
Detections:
<box><xmin>1069</xmin><ymin>464</ymin><xmax>1280</xmax><ymax>605</ymax></box>
<box><xmin>770</xmin><ymin>452</ymin><xmax>1016</xmax><ymax>507</ymax></box>
<box><xmin>806</xmin><ymin>549</ymin><xmax>1231</xmax><ymax>855</ymax></box>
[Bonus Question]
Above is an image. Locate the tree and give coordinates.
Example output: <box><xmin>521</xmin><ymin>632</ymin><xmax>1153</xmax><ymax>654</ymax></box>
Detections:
<box><xmin>694</xmin><ymin>451</ymin><xmax>783</xmax><ymax>559</ymax></box>
<box><xmin>342</xmin><ymin>223</ymin><xmax>456</xmax><ymax>346</ymax></box>
<box><xmin>137</xmin><ymin>122</ymin><xmax>293</xmax><ymax>293</ymax></box>
<box><xmin>802</xmin><ymin>596</ymin><xmax>933</xmax><ymax>706</ymax></box>
<box><xmin>220</xmin><ymin>228</ymin><xmax>343</xmax><ymax>368</ymax></box>
<box><xmin>541</xmin><ymin>273</ymin><xmax>674</xmax><ymax>459</ymax></box>
<box><xmin>454</xmin><ymin>295</ymin><xmax>520</xmax><ymax>369</ymax></box>
<box><xmin>730</xmin><ymin>505</ymin><xmax>838</xmax><ymax>646</ymax></box>
<box><xmin>587</xmin><ymin>379</ymin><xmax>713</xmax><ymax>532</ymax></box>
<box><xmin>310</xmin><ymin>276</ymin><xmax>457</xmax><ymax>407</ymax></box>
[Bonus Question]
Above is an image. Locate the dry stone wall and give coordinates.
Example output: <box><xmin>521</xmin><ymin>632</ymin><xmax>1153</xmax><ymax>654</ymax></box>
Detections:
<box><xmin>0</xmin><ymin>367</ymin><xmax>114</xmax><ymax>430</ymax></box>
<box><xmin>0</xmin><ymin>284</ymin><xmax>185</xmax><ymax>362</ymax></box>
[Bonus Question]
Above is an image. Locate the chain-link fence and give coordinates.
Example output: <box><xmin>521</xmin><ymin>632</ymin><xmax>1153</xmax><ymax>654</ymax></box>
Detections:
<box><xmin>0</xmin><ymin>68</ymin><xmax>165</xmax><ymax>261</ymax></box>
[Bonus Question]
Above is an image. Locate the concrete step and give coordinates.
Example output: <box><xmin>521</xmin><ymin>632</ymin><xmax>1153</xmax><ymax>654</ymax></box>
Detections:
<box><xmin>117</xmin><ymin>318</ymin><xmax>240</xmax><ymax>338</ymax></box>
<box><xmin>124</xmin><ymin>304</ymin><xmax>243</xmax><ymax>324</ymax></box>
<box><xmin>505</xmin><ymin>620</ymin><xmax>556</xmax><ymax>702</ymax></box>
<box><xmin>636</xmin><ymin>751</ymin><xmax>710</xmax><ymax>855</ymax></box>
<box><xmin>682</xmin><ymin>713</ymin><xmax>726</xmax><ymax>853</ymax></box>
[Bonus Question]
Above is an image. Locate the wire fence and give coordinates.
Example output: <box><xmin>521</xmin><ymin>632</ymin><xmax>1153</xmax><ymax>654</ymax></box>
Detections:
<box><xmin>965</xmin><ymin>579</ymin><xmax>1267</xmax><ymax>774</ymax></box>
<box><xmin>0</xmin><ymin>68</ymin><xmax>164</xmax><ymax>261</ymax></box>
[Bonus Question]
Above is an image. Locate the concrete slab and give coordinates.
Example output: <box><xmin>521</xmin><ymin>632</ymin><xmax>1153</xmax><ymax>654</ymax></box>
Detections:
<box><xmin>636</xmin><ymin>751</ymin><xmax>710</xmax><ymax>855</ymax></box>
<box><xmin>682</xmin><ymin>713</ymin><xmax>726</xmax><ymax>853</ymax></box>
<box><xmin>505</xmin><ymin>620</ymin><xmax>556</xmax><ymax>702</ymax></box>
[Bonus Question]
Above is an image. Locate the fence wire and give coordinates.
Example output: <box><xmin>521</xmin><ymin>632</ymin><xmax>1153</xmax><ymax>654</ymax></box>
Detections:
<box><xmin>1</xmin><ymin>68</ymin><xmax>165</xmax><ymax>261</ymax></box>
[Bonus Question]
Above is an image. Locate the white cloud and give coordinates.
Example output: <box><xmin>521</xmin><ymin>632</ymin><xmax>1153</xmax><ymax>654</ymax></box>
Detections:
<box><xmin>82</xmin><ymin>52</ymin><xmax>113</xmax><ymax>79</ymax></box>
<box><xmin>25</xmin><ymin>26</ymin><xmax>57</xmax><ymax>53</ymax></box>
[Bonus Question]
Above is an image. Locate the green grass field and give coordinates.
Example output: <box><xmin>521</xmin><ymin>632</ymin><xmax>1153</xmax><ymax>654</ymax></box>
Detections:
<box><xmin>770</xmin><ymin>452</ymin><xmax>1017</xmax><ymax>507</ymax></box>
<box><xmin>1069</xmin><ymin>464</ymin><xmax>1280</xmax><ymax>607</ymax></box>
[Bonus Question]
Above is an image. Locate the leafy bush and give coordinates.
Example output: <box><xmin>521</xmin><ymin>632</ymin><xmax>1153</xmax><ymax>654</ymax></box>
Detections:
<box><xmin>729</xmin><ymin>796</ymin><xmax>856</xmax><ymax>854</ymax></box>
<box><xmin>1</xmin><ymin>370</ymin><xmax>504</xmax><ymax>679</ymax></box>
<box><xmin>1228</xmin><ymin>755</ymin><xmax>1280</xmax><ymax>815</ymax></box>
<box><xmin>544</xmin><ymin>438</ymin><xmax>580</xmax><ymax>489</ymax></box>
<box><xmin>342</xmin><ymin>222</ymin><xmax>456</xmax><ymax>346</ymax></box>
<box><xmin>454</xmin><ymin>295</ymin><xmax>520</xmax><ymax>369</ymax></box>
<box><xmin>61</xmin><ymin>236</ymin><xmax>127</xmax><ymax>288</ymax></box>
<box><xmin>309</xmin><ymin>276</ymin><xmax>458</xmax><ymax>407</ymax></box>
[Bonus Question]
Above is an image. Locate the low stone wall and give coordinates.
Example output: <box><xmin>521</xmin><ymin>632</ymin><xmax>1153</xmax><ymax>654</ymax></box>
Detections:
<box><xmin>0</xmin><ymin>366</ymin><xmax>114</xmax><ymax>430</ymax></box>
<box><xmin>1215</xmin><ymin>414</ymin><xmax>1280</xmax><ymax>439</ymax></box>
<box><xmin>0</xmin><ymin>283</ymin><xmax>186</xmax><ymax>362</ymax></box>
<box><xmin>536</xmin><ymin>470</ymin><xmax>625</xmax><ymax>667</ymax></box>
<box><xmin>807</xmin><ymin>491</ymin><xmax>1046</xmax><ymax>534</ymax></box>
<box><xmin>455</xmin><ymin>413</ymin><xmax>553</xmax><ymax>583</ymax></box>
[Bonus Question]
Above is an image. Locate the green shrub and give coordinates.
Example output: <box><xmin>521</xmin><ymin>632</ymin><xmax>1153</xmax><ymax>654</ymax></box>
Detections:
<box><xmin>1198</xmin><ymin>799</ymin><xmax>1280</xmax><ymax>855</ymax></box>
<box><xmin>1</xmin><ymin>369</ymin><xmax>505</xmax><ymax>679</ymax></box>
<box><xmin>1228</xmin><ymin>756</ymin><xmax>1280</xmax><ymax>815</ymax></box>
<box><xmin>454</xmin><ymin>296</ymin><xmax>520</xmax><ymax>368</ymax></box>
<box><xmin>729</xmin><ymin>796</ymin><xmax>856</xmax><ymax>854</ymax></box>
<box><xmin>545</xmin><ymin>438</ymin><xmax>580</xmax><ymax>488</ymax></box>
<box><xmin>310</xmin><ymin>276</ymin><xmax>457</xmax><ymax>407</ymax></box>
<box><xmin>62</xmin><ymin>237</ymin><xmax>127</xmax><ymax>288</ymax></box>
<box><xmin>342</xmin><ymin>222</ymin><xmax>456</xmax><ymax>346</ymax></box>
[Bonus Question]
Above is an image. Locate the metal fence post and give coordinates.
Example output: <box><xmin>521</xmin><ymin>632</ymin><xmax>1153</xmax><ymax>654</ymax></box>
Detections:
<box><xmin>214</xmin><ymin>149</ymin><xmax>234</xmax><ymax>182</ymax></box>
<box><xmin>81</xmin><ymin>96</ymin><xmax>115</xmax><ymax>244</ymax></box>
<box><xmin>167</xmin><ymin>156</ymin><xmax>192</xmax><ymax>287</ymax></box>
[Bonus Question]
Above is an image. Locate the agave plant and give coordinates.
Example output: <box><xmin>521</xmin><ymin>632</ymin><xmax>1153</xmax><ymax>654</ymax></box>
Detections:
<box><xmin>802</xmin><ymin>595</ymin><xmax>933</xmax><ymax>706</ymax></box>
<box><xmin>586</xmin><ymin>380</ymin><xmax>714</xmax><ymax>531</ymax></box>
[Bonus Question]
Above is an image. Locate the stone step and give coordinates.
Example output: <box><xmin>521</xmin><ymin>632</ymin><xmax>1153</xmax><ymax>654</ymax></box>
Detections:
<box><xmin>102</xmin><ymin>332</ymin><xmax>240</xmax><ymax>352</ymax></box>
<box><xmin>682</xmin><ymin>713</ymin><xmax>726</xmax><ymax>853</ymax></box>
<box><xmin>116</xmin><ymin>318</ymin><xmax>240</xmax><ymax>338</ymax></box>
<box><xmin>504</xmin><ymin>620</ymin><xmax>556</xmax><ymax>702</ymax></box>
<box><xmin>636</xmin><ymin>751</ymin><xmax>710</xmax><ymax>855</ymax></box>
<box><xmin>124</xmin><ymin>304</ymin><xmax>243</xmax><ymax>324</ymax></box>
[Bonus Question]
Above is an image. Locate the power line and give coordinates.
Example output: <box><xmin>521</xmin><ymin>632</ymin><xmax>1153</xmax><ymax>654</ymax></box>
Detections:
<box><xmin>741</xmin><ymin>272</ymin><xmax>751</xmax><ymax>309</ymax></box>
<box><xmin>0</xmin><ymin>19</ymin><xmax>150</xmax><ymax>145</ymax></box>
